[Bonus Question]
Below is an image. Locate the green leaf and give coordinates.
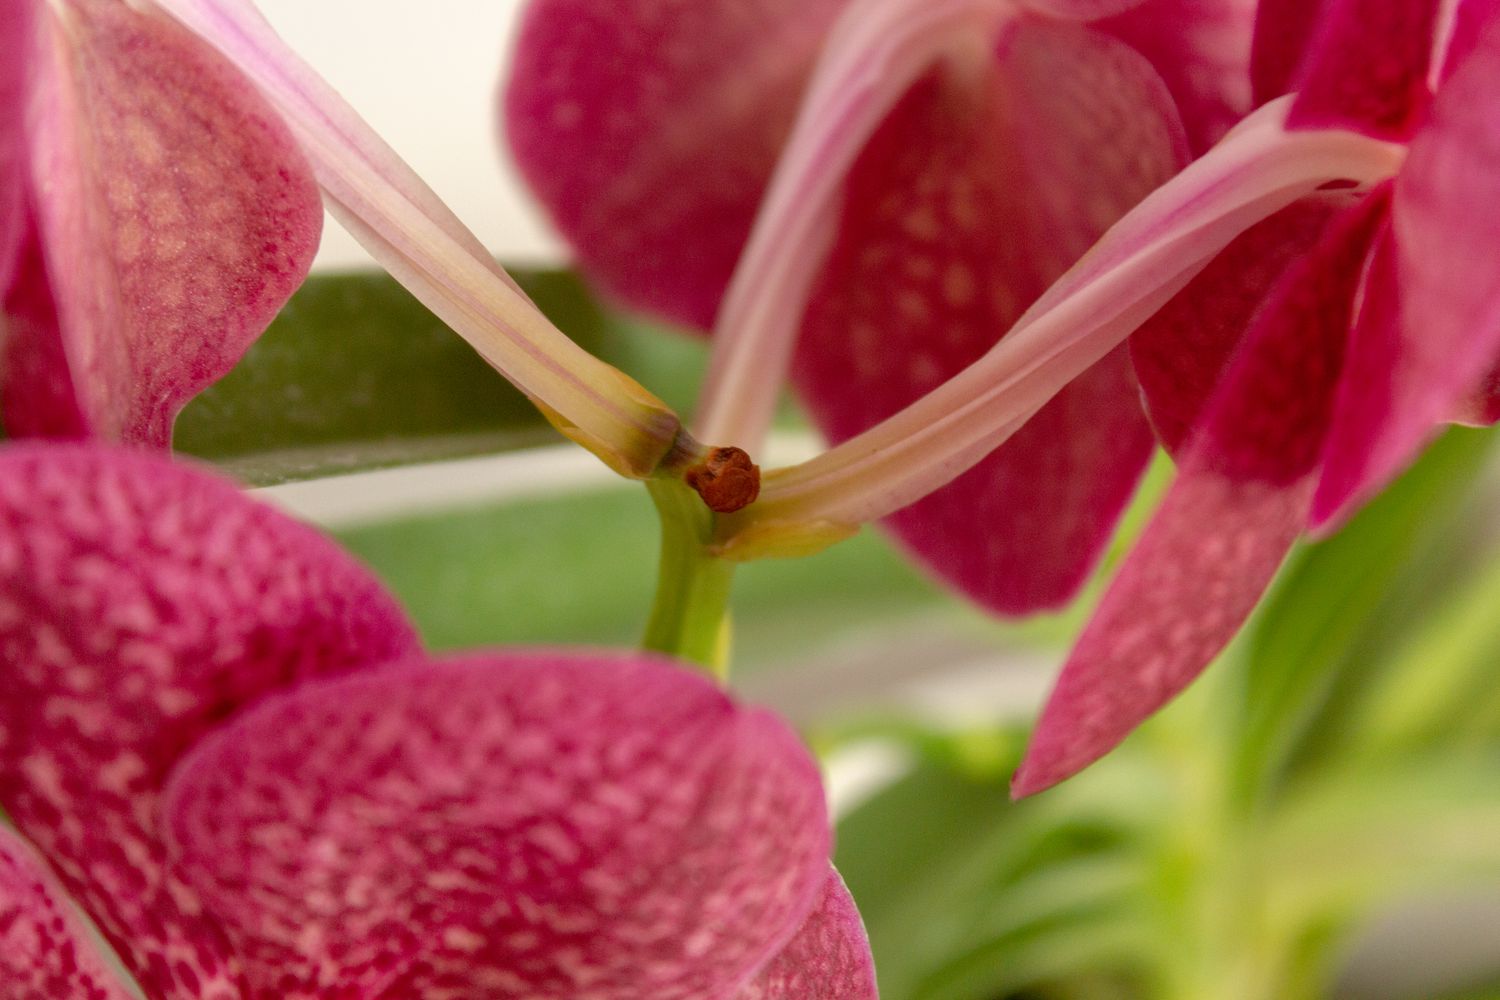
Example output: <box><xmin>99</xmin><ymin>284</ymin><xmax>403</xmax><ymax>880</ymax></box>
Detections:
<box><xmin>1263</xmin><ymin>754</ymin><xmax>1500</xmax><ymax>914</ymax></box>
<box><xmin>1231</xmin><ymin>427</ymin><xmax>1496</xmax><ymax>803</ymax></box>
<box><xmin>835</xmin><ymin>745</ymin><xmax>1161</xmax><ymax>1000</ymax></box>
<box><xmin>175</xmin><ymin>268</ymin><xmax>710</xmax><ymax>485</ymax></box>
<box><xmin>1342</xmin><ymin>535</ymin><xmax>1500</xmax><ymax>757</ymax></box>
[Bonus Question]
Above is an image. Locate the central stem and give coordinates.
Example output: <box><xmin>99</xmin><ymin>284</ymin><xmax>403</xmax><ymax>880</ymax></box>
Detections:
<box><xmin>641</xmin><ymin>479</ymin><xmax>738</xmax><ymax>677</ymax></box>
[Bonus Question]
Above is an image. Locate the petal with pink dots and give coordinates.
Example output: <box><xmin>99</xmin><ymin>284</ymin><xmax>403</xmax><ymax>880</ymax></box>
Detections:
<box><xmin>3</xmin><ymin>0</ymin><xmax>320</xmax><ymax>445</ymax></box>
<box><xmin>0</xmin><ymin>443</ymin><xmax>419</xmax><ymax>999</ymax></box>
<box><xmin>1014</xmin><ymin>191</ymin><xmax>1386</xmax><ymax>796</ymax></box>
<box><xmin>164</xmin><ymin>652</ymin><xmax>832</xmax><ymax>1000</ymax></box>
<box><xmin>796</xmin><ymin>17</ymin><xmax>1182</xmax><ymax>614</ymax></box>
<box><xmin>739</xmin><ymin>869</ymin><xmax>877</xmax><ymax>1000</ymax></box>
<box><xmin>0</xmin><ymin>824</ymin><xmax>136</xmax><ymax>1000</ymax></box>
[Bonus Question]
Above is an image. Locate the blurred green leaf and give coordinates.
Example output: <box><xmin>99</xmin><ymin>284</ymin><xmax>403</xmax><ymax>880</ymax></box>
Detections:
<box><xmin>1232</xmin><ymin>428</ymin><xmax>1496</xmax><ymax>803</ymax></box>
<box><xmin>1344</xmin><ymin>538</ymin><xmax>1500</xmax><ymax>757</ymax></box>
<box><xmin>835</xmin><ymin>745</ymin><xmax>1163</xmax><ymax>1000</ymax></box>
<box><xmin>1264</xmin><ymin>754</ymin><xmax>1500</xmax><ymax>914</ymax></box>
<box><xmin>176</xmin><ymin>268</ymin><xmax>710</xmax><ymax>485</ymax></box>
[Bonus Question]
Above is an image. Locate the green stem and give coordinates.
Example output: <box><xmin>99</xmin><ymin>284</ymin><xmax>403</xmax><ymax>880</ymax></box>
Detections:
<box><xmin>642</xmin><ymin>479</ymin><xmax>737</xmax><ymax>677</ymax></box>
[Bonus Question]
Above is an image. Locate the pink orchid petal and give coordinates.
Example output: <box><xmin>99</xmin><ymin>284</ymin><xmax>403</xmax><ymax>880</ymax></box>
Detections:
<box><xmin>1014</xmin><ymin>192</ymin><xmax>1387</xmax><ymax>796</ymax></box>
<box><xmin>0</xmin><ymin>824</ymin><xmax>137</xmax><ymax>1000</ymax></box>
<box><xmin>736</xmin><ymin>100</ymin><xmax>1404</xmax><ymax>540</ymax></box>
<box><xmin>738</xmin><ymin>868</ymin><xmax>877</xmax><ymax>1000</ymax></box>
<box><xmin>1018</xmin><ymin>0</ymin><xmax>1145</xmax><ymax>20</ymax></box>
<box><xmin>1131</xmin><ymin>194</ymin><xmax>1348</xmax><ymax>454</ymax></box>
<box><xmin>1451</xmin><ymin>357</ymin><xmax>1500</xmax><ymax>426</ymax></box>
<box><xmin>1438</xmin><ymin>0</ymin><xmax>1500</xmax><ymax>83</ymax></box>
<box><xmin>1310</xmin><ymin>228</ymin><xmax>1407</xmax><ymax>526</ymax></box>
<box><xmin>1</xmin><ymin>220</ymin><xmax>91</xmax><ymax>437</ymax></box>
<box><xmin>1097</xmin><ymin>0</ymin><xmax>1257</xmax><ymax>152</ymax></box>
<box><xmin>0</xmin><ymin>0</ymin><xmax>30</xmax><ymax>293</ymax></box>
<box><xmin>1249</xmin><ymin>0</ymin><xmax>1328</xmax><ymax>105</ymax></box>
<box><xmin>1286</xmin><ymin>0</ymin><xmax>1441</xmax><ymax>141</ymax></box>
<box><xmin>0</xmin><ymin>443</ymin><xmax>419</xmax><ymax>999</ymax></box>
<box><xmin>164</xmin><ymin>651</ymin><xmax>832</xmax><ymax>1000</ymax></box>
<box><xmin>1312</xmin><ymin>23</ymin><xmax>1500</xmax><ymax>525</ymax></box>
<box><xmin>504</xmin><ymin>0</ymin><xmax>847</xmax><ymax>331</ymax></box>
<box><xmin>5</xmin><ymin>0</ymin><xmax>320</xmax><ymax>446</ymax></box>
<box><xmin>794</xmin><ymin>17</ymin><xmax>1182</xmax><ymax>614</ymax></box>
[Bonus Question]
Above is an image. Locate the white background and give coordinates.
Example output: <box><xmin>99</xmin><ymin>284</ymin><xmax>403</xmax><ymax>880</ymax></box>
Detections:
<box><xmin>255</xmin><ymin>1</ymin><xmax>563</xmax><ymax>270</ymax></box>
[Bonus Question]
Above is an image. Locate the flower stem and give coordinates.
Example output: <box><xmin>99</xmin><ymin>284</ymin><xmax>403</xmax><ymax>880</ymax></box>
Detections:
<box><xmin>713</xmin><ymin>101</ymin><xmax>1407</xmax><ymax>556</ymax></box>
<box><xmin>153</xmin><ymin>0</ymin><xmax>689</xmax><ymax>479</ymax></box>
<box><xmin>641</xmin><ymin>479</ymin><xmax>737</xmax><ymax>677</ymax></box>
<box><xmin>692</xmin><ymin>0</ymin><xmax>1009</xmax><ymax>448</ymax></box>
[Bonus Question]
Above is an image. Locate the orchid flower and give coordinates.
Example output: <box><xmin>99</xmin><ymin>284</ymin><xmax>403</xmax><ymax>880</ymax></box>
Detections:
<box><xmin>0</xmin><ymin>443</ymin><xmax>876</xmax><ymax>999</ymax></box>
<box><xmin>505</xmin><ymin>0</ymin><xmax>1500</xmax><ymax>794</ymax></box>
<box><xmin>503</xmin><ymin>0</ymin><xmax>1256</xmax><ymax>612</ymax></box>
<box><xmin>0</xmin><ymin>0</ymin><xmax>321</xmax><ymax>445</ymax></box>
<box><xmin>1013</xmin><ymin>0</ymin><xmax>1500</xmax><ymax>793</ymax></box>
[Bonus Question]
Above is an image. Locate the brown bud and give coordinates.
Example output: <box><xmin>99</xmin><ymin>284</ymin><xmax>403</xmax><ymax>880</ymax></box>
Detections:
<box><xmin>684</xmin><ymin>446</ymin><xmax>761</xmax><ymax>513</ymax></box>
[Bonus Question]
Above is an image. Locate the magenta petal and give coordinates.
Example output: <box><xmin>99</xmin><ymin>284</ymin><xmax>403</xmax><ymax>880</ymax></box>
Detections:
<box><xmin>1451</xmin><ymin>356</ymin><xmax>1500</xmax><ymax>426</ymax></box>
<box><xmin>738</xmin><ymin>868</ymin><xmax>877</xmax><ymax>1000</ymax></box>
<box><xmin>1317</xmin><ymin>20</ymin><xmax>1500</xmax><ymax>523</ymax></box>
<box><xmin>1310</xmin><ymin>229</ymin><xmax>1407</xmax><ymax>525</ymax></box>
<box><xmin>164</xmin><ymin>652</ymin><xmax>831</xmax><ymax>1000</ymax></box>
<box><xmin>1017</xmin><ymin>0</ymin><xmax>1145</xmax><ymax>20</ymax></box>
<box><xmin>1012</xmin><ymin>475</ymin><xmax>1310</xmax><ymax>797</ymax></box>
<box><xmin>1015</xmin><ymin>194</ymin><xmax>1386</xmax><ymax>796</ymax></box>
<box><xmin>795</xmin><ymin>18</ymin><xmax>1182</xmax><ymax>614</ymax></box>
<box><xmin>1285</xmin><ymin>0</ymin><xmax>1441</xmax><ymax>140</ymax></box>
<box><xmin>0</xmin><ymin>443</ymin><xmax>419</xmax><ymax>999</ymax></box>
<box><xmin>1097</xmin><ymin>0</ymin><xmax>1257</xmax><ymax>152</ymax></box>
<box><xmin>1131</xmin><ymin>194</ymin><xmax>1348</xmax><ymax>455</ymax></box>
<box><xmin>1439</xmin><ymin>0</ymin><xmax>1500</xmax><ymax>83</ymax></box>
<box><xmin>503</xmin><ymin>0</ymin><xmax>846</xmax><ymax>330</ymax></box>
<box><xmin>1</xmin><ymin>220</ymin><xmax>90</xmax><ymax>437</ymax></box>
<box><xmin>1249</xmin><ymin>0</ymin><xmax>1327</xmax><ymax>105</ymax></box>
<box><xmin>7</xmin><ymin>0</ymin><xmax>320</xmax><ymax>445</ymax></box>
<box><xmin>0</xmin><ymin>824</ymin><xmax>137</xmax><ymax>1000</ymax></box>
<box><xmin>0</xmin><ymin>0</ymin><xmax>31</xmax><ymax>294</ymax></box>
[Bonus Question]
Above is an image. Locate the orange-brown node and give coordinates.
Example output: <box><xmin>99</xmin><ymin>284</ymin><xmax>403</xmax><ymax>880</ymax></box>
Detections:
<box><xmin>684</xmin><ymin>446</ymin><xmax>761</xmax><ymax>513</ymax></box>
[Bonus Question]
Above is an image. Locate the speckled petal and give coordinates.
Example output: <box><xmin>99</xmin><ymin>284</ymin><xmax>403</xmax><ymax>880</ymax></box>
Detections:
<box><xmin>164</xmin><ymin>652</ymin><xmax>831</xmax><ymax>1000</ymax></box>
<box><xmin>796</xmin><ymin>17</ymin><xmax>1181</xmax><ymax>614</ymax></box>
<box><xmin>503</xmin><ymin>0</ymin><xmax>847</xmax><ymax>330</ymax></box>
<box><xmin>738</xmin><ymin>869</ymin><xmax>877</xmax><ymax>1000</ymax></box>
<box><xmin>0</xmin><ymin>443</ymin><xmax>420</xmax><ymax>999</ymax></box>
<box><xmin>1285</xmin><ymin>0</ymin><xmax>1441</xmax><ymax>140</ymax></box>
<box><xmin>1014</xmin><ymin>192</ymin><xmax>1386</xmax><ymax>796</ymax></box>
<box><xmin>1311</xmin><ymin>17</ymin><xmax>1500</xmax><ymax>524</ymax></box>
<box><xmin>0</xmin><ymin>824</ymin><xmax>136</xmax><ymax>1000</ymax></box>
<box><xmin>4</xmin><ymin>0</ymin><xmax>320</xmax><ymax>445</ymax></box>
<box><xmin>1131</xmin><ymin>195</ymin><xmax>1347</xmax><ymax>454</ymax></box>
